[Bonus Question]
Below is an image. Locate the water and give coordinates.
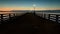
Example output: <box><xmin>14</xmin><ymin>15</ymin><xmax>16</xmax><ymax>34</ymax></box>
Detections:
<box><xmin>37</xmin><ymin>10</ymin><xmax>60</xmax><ymax>13</ymax></box>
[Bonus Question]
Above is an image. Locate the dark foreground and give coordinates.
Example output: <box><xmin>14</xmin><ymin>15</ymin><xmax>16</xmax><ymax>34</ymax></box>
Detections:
<box><xmin>0</xmin><ymin>13</ymin><xmax>60</xmax><ymax>34</ymax></box>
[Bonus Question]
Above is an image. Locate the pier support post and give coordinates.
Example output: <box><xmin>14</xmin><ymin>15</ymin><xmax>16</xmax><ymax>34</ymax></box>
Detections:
<box><xmin>1</xmin><ymin>14</ymin><xmax>3</xmax><ymax>21</ymax></box>
<box><xmin>9</xmin><ymin>14</ymin><xmax>11</xmax><ymax>20</ymax></box>
<box><xmin>56</xmin><ymin>15</ymin><xmax>58</xmax><ymax>23</ymax></box>
<box><xmin>33</xmin><ymin>11</ymin><xmax>35</xmax><ymax>16</ymax></box>
<box><xmin>13</xmin><ymin>14</ymin><xmax>15</xmax><ymax>17</ymax></box>
<box><xmin>48</xmin><ymin>14</ymin><xmax>50</xmax><ymax>20</ymax></box>
<box><xmin>0</xmin><ymin>14</ymin><xmax>3</xmax><ymax>23</ymax></box>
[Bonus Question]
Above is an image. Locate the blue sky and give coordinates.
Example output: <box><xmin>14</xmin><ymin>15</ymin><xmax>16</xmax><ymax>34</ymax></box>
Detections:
<box><xmin>0</xmin><ymin>0</ymin><xmax>60</xmax><ymax>10</ymax></box>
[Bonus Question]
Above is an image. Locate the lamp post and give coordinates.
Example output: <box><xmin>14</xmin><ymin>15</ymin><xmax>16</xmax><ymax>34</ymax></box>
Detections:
<box><xmin>33</xmin><ymin>4</ymin><xmax>36</xmax><ymax>16</ymax></box>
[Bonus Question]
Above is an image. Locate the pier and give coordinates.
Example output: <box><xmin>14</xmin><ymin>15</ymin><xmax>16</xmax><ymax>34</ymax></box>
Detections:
<box><xmin>0</xmin><ymin>11</ymin><xmax>60</xmax><ymax>34</ymax></box>
<box><xmin>36</xmin><ymin>12</ymin><xmax>60</xmax><ymax>23</ymax></box>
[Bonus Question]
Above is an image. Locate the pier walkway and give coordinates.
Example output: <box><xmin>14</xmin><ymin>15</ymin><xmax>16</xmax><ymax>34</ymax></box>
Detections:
<box><xmin>0</xmin><ymin>13</ymin><xmax>60</xmax><ymax>34</ymax></box>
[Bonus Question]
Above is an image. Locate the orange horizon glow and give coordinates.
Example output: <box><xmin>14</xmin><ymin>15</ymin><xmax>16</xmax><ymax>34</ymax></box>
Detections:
<box><xmin>0</xmin><ymin>8</ymin><xmax>60</xmax><ymax>11</ymax></box>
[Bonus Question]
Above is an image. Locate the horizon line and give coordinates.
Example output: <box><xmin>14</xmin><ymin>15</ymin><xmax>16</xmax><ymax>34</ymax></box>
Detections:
<box><xmin>0</xmin><ymin>9</ymin><xmax>60</xmax><ymax>11</ymax></box>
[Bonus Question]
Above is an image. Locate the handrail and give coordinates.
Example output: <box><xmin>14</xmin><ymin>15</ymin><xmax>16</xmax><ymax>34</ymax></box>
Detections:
<box><xmin>36</xmin><ymin>12</ymin><xmax>60</xmax><ymax>23</ymax></box>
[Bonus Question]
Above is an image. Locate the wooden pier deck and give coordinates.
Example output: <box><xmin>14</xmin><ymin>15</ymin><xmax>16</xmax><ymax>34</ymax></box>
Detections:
<box><xmin>0</xmin><ymin>13</ymin><xmax>60</xmax><ymax>34</ymax></box>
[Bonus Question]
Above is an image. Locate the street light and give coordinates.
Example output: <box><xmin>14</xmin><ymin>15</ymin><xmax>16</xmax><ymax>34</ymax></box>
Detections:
<box><xmin>33</xmin><ymin>4</ymin><xmax>36</xmax><ymax>15</ymax></box>
<box><xmin>33</xmin><ymin>4</ymin><xmax>36</xmax><ymax>11</ymax></box>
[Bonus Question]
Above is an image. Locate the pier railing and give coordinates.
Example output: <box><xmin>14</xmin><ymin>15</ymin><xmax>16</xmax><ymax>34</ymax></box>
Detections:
<box><xmin>36</xmin><ymin>12</ymin><xmax>60</xmax><ymax>23</ymax></box>
<box><xmin>0</xmin><ymin>11</ymin><xmax>27</xmax><ymax>24</ymax></box>
<box><xmin>0</xmin><ymin>11</ymin><xmax>60</xmax><ymax>24</ymax></box>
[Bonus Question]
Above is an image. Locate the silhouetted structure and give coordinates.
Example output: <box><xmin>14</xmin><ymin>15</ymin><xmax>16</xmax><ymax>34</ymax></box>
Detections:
<box><xmin>0</xmin><ymin>13</ymin><xmax>60</xmax><ymax>34</ymax></box>
<box><xmin>0</xmin><ymin>14</ymin><xmax>16</xmax><ymax>24</ymax></box>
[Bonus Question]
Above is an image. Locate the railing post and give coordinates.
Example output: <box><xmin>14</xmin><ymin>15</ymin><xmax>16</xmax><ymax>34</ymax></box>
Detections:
<box><xmin>9</xmin><ymin>14</ymin><xmax>11</xmax><ymax>20</ymax></box>
<box><xmin>13</xmin><ymin>14</ymin><xmax>15</xmax><ymax>17</ymax></box>
<box><xmin>1</xmin><ymin>14</ymin><xmax>3</xmax><ymax>23</ymax></box>
<box><xmin>48</xmin><ymin>14</ymin><xmax>50</xmax><ymax>20</ymax></box>
<box><xmin>33</xmin><ymin>11</ymin><xmax>35</xmax><ymax>16</ymax></box>
<box><xmin>56</xmin><ymin>15</ymin><xmax>58</xmax><ymax>23</ymax></box>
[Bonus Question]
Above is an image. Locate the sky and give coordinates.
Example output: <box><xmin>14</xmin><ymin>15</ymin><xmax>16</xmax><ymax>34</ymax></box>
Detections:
<box><xmin>0</xmin><ymin>0</ymin><xmax>60</xmax><ymax>11</ymax></box>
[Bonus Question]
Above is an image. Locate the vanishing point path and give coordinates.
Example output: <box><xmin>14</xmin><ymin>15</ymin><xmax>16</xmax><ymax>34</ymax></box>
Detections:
<box><xmin>0</xmin><ymin>13</ymin><xmax>60</xmax><ymax>34</ymax></box>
